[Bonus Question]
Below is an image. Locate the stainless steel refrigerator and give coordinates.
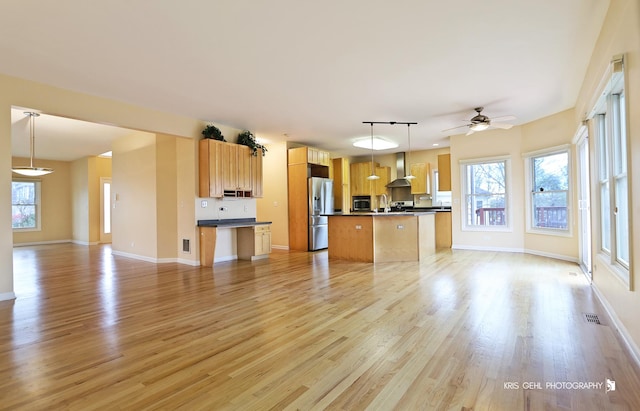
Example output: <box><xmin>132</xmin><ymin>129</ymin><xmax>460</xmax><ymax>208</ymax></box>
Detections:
<box><xmin>308</xmin><ymin>177</ymin><xmax>334</xmax><ymax>251</ymax></box>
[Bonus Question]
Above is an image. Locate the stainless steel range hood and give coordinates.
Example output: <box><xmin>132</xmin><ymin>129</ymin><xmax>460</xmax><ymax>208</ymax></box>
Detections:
<box><xmin>386</xmin><ymin>152</ymin><xmax>411</xmax><ymax>187</ymax></box>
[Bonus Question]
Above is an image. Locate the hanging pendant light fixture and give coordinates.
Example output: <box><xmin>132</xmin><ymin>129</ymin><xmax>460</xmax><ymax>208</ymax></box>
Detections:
<box><xmin>12</xmin><ymin>112</ymin><xmax>53</xmax><ymax>177</ymax></box>
<box><xmin>404</xmin><ymin>123</ymin><xmax>416</xmax><ymax>180</ymax></box>
<box><xmin>365</xmin><ymin>122</ymin><xmax>380</xmax><ymax>180</ymax></box>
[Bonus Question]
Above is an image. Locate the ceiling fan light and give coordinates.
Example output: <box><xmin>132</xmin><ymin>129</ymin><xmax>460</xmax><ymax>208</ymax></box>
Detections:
<box><xmin>470</xmin><ymin>123</ymin><xmax>490</xmax><ymax>131</ymax></box>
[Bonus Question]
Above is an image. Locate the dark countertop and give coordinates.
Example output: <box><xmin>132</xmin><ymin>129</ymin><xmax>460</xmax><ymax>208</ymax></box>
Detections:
<box><xmin>413</xmin><ymin>206</ymin><xmax>451</xmax><ymax>212</ymax></box>
<box><xmin>324</xmin><ymin>211</ymin><xmax>435</xmax><ymax>217</ymax></box>
<box><xmin>197</xmin><ymin>218</ymin><xmax>272</xmax><ymax>227</ymax></box>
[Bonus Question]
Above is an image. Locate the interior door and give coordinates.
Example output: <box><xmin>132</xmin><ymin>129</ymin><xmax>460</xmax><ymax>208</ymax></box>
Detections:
<box><xmin>577</xmin><ymin>133</ymin><xmax>592</xmax><ymax>281</ymax></box>
<box><xmin>100</xmin><ymin>177</ymin><xmax>113</xmax><ymax>244</ymax></box>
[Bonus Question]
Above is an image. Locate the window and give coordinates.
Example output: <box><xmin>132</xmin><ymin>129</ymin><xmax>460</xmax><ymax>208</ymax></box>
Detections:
<box><xmin>461</xmin><ymin>157</ymin><xmax>510</xmax><ymax>230</ymax></box>
<box><xmin>525</xmin><ymin>148</ymin><xmax>570</xmax><ymax>233</ymax></box>
<box><xmin>12</xmin><ymin>180</ymin><xmax>40</xmax><ymax>230</ymax></box>
<box><xmin>591</xmin><ymin>55</ymin><xmax>629</xmax><ymax>280</ymax></box>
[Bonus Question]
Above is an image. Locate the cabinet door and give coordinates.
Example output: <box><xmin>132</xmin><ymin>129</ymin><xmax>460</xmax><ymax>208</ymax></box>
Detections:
<box><xmin>350</xmin><ymin>162</ymin><xmax>374</xmax><ymax>196</ymax></box>
<box><xmin>222</xmin><ymin>143</ymin><xmax>238</xmax><ymax>190</ymax></box>
<box><xmin>374</xmin><ymin>166</ymin><xmax>390</xmax><ymax>196</ymax></box>
<box><xmin>251</xmin><ymin>152</ymin><xmax>263</xmax><ymax>197</ymax></box>
<box><xmin>410</xmin><ymin>163</ymin><xmax>431</xmax><ymax>194</ymax></box>
<box><xmin>237</xmin><ymin>145</ymin><xmax>252</xmax><ymax>190</ymax></box>
<box><xmin>307</xmin><ymin>147</ymin><xmax>319</xmax><ymax>165</ymax></box>
<box><xmin>438</xmin><ymin>154</ymin><xmax>451</xmax><ymax>191</ymax></box>
<box><xmin>199</xmin><ymin>139</ymin><xmax>224</xmax><ymax>197</ymax></box>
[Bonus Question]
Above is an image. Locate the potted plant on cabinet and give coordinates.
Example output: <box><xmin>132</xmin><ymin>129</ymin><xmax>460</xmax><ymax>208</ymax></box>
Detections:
<box><xmin>202</xmin><ymin>124</ymin><xmax>226</xmax><ymax>141</ymax></box>
<box><xmin>237</xmin><ymin>130</ymin><xmax>267</xmax><ymax>156</ymax></box>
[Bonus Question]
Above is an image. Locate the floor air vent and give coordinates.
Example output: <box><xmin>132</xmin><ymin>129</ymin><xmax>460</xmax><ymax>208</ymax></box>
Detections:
<box><xmin>584</xmin><ymin>313</ymin><xmax>602</xmax><ymax>325</ymax></box>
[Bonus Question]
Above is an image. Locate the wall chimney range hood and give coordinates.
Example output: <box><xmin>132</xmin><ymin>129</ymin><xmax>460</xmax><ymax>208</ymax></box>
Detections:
<box><xmin>386</xmin><ymin>152</ymin><xmax>412</xmax><ymax>188</ymax></box>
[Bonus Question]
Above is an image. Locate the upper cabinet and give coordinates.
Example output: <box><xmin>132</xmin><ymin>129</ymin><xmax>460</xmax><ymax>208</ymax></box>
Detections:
<box><xmin>332</xmin><ymin>158</ymin><xmax>350</xmax><ymax>211</ymax></box>
<box><xmin>410</xmin><ymin>163</ymin><xmax>431</xmax><ymax>195</ymax></box>
<box><xmin>374</xmin><ymin>166</ymin><xmax>390</xmax><ymax>196</ymax></box>
<box><xmin>288</xmin><ymin>146</ymin><xmax>330</xmax><ymax>167</ymax></box>
<box><xmin>350</xmin><ymin>162</ymin><xmax>374</xmax><ymax>196</ymax></box>
<box><xmin>437</xmin><ymin>154</ymin><xmax>451</xmax><ymax>191</ymax></box>
<box><xmin>199</xmin><ymin>139</ymin><xmax>262</xmax><ymax>198</ymax></box>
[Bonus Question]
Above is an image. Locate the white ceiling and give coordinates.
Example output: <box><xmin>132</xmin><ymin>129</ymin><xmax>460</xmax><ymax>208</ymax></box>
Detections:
<box><xmin>2</xmin><ymin>1</ymin><xmax>610</xmax><ymax>160</ymax></box>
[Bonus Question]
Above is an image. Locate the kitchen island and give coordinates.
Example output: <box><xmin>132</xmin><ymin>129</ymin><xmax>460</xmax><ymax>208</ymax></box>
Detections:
<box><xmin>326</xmin><ymin>212</ymin><xmax>435</xmax><ymax>262</ymax></box>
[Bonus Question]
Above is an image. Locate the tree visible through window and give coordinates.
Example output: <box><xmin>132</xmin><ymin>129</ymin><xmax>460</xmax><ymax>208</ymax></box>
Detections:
<box><xmin>531</xmin><ymin>151</ymin><xmax>569</xmax><ymax>230</ymax></box>
<box><xmin>463</xmin><ymin>159</ymin><xmax>508</xmax><ymax>228</ymax></box>
<box><xmin>12</xmin><ymin>181</ymin><xmax>38</xmax><ymax>229</ymax></box>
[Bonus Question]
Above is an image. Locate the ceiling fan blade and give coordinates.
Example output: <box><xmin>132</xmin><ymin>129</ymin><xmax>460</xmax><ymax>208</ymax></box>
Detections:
<box><xmin>442</xmin><ymin>124</ymin><xmax>471</xmax><ymax>132</ymax></box>
<box><xmin>491</xmin><ymin>122</ymin><xmax>513</xmax><ymax>130</ymax></box>
<box><xmin>491</xmin><ymin>115</ymin><xmax>516</xmax><ymax>122</ymax></box>
<box><xmin>466</xmin><ymin>128</ymin><xmax>475</xmax><ymax>136</ymax></box>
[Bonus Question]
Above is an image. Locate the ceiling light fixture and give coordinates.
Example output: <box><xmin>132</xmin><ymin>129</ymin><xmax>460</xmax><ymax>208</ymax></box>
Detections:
<box><xmin>12</xmin><ymin>112</ymin><xmax>54</xmax><ymax>177</ymax></box>
<box><xmin>364</xmin><ymin>122</ymin><xmax>380</xmax><ymax>180</ymax></box>
<box><xmin>352</xmin><ymin>137</ymin><xmax>398</xmax><ymax>150</ymax></box>
<box><xmin>469</xmin><ymin>122</ymin><xmax>490</xmax><ymax>131</ymax></box>
<box><xmin>404</xmin><ymin>123</ymin><xmax>416</xmax><ymax>180</ymax></box>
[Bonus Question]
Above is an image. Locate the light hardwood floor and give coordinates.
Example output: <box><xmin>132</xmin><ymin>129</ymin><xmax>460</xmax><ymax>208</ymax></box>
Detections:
<box><xmin>1</xmin><ymin>244</ymin><xmax>640</xmax><ymax>410</ymax></box>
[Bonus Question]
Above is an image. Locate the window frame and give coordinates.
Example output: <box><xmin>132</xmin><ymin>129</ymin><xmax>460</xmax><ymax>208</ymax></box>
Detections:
<box><xmin>589</xmin><ymin>54</ymin><xmax>630</xmax><ymax>286</ymax></box>
<box><xmin>460</xmin><ymin>155</ymin><xmax>512</xmax><ymax>232</ymax></box>
<box><xmin>523</xmin><ymin>145</ymin><xmax>572</xmax><ymax>237</ymax></box>
<box><xmin>11</xmin><ymin>179</ymin><xmax>42</xmax><ymax>232</ymax></box>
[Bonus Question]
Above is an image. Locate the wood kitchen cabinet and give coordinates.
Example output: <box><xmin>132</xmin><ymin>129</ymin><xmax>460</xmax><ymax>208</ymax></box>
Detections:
<box><xmin>350</xmin><ymin>162</ymin><xmax>376</xmax><ymax>196</ymax></box>
<box><xmin>289</xmin><ymin>146</ymin><xmax>330</xmax><ymax>166</ymax></box>
<box><xmin>199</xmin><ymin>139</ymin><xmax>224</xmax><ymax>198</ymax></box>
<box><xmin>199</xmin><ymin>139</ymin><xmax>260</xmax><ymax>198</ymax></box>
<box><xmin>438</xmin><ymin>154</ymin><xmax>451</xmax><ymax>191</ymax></box>
<box><xmin>374</xmin><ymin>166</ymin><xmax>390</xmax><ymax>196</ymax></box>
<box><xmin>410</xmin><ymin>163</ymin><xmax>431</xmax><ymax>195</ymax></box>
<box><xmin>435</xmin><ymin>212</ymin><xmax>452</xmax><ymax>248</ymax></box>
<box><xmin>251</xmin><ymin>152</ymin><xmax>263</xmax><ymax>198</ymax></box>
<box><xmin>238</xmin><ymin>224</ymin><xmax>271</xmax><ymax>260</ymax></box>
<box><xmin>223</xmin><ymin>144</ymin><xmax>251</xmax><ymax>192</ymax></box>
<box><xmin>332</xmin><ymin>158</ymin><xmax>350</xmax><ymax>211</ymax></box>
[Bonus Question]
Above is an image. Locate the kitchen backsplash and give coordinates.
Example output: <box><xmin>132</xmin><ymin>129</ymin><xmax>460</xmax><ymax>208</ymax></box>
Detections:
<box><xmin>195</xmin><ymin>197</ymin><xmax>257</xmax><ymax>221</ymax></box>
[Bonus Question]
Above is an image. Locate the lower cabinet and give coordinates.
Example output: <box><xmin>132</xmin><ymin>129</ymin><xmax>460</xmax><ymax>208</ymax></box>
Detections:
<box><xmin>435</xmin><ymin>212</ymin><xmax>452</xmax><ymax>248</ymax></box>
<box><xmin>238</xmin><ymin>225</ymin><xmax>272</xmax><ymax>260</ymax></box>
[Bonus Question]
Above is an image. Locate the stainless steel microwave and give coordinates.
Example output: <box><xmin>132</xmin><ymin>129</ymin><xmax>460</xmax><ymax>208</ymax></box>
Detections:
<box><xmin>352</xmin><ymin>196</ymin><xmax>371</xmax><ymax>211</ymax></box>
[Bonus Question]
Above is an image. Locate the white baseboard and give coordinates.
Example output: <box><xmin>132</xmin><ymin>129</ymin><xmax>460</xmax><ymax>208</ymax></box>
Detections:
<box><xmin>0</xmin><ymin>292</ymin><xmax>16</xmax><ymax>301</ymax></box>
<box><xmin>177</xmin><ymin>258</ymin><xmax>200</xmax><ymax>266</ymax></box>
<box><xmin>452</xmin><ymin>244</ymin><xmax>577</xmax><ymax>263</ymax></box>
<box><xmin>523</xmin><ymin>249</ymin><xmax>579</xmax><ymax>264</ymax></box>
<box><xmin>452</xmin><ymin>244</ymin><xmax>524</xmax><ymax>253</ymax></box>
<box><xmin>214</xmin><ymin>254</ymin><xmax>238</xmax><ymax>263</ymax></box>
<box><xmin>71</xmin><ymin>240</ymin><xmax>99</xmax><ymax>246</ymax></box>
<box><xmin>13</xmin><ymin>239</ymin><xmax>72</xmax><ymax>247</ymax></box>
<box><xmin>592</xmin><ymin>283</ymin><xmax>640</xmax><ymax>368</ymax></box>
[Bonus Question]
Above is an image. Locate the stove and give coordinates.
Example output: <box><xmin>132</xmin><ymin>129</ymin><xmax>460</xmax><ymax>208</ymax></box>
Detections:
<box><xmin>389</xmin><ymin>200</ymin><xmax>414</xmax><ymax>210</ymax></box>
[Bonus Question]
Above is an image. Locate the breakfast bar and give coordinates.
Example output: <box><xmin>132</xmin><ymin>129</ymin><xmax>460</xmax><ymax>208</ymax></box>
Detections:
<box><xmin>327</xmin><ymin>212</ymin><xmax>435</xmax><ymax>263</ymax></box>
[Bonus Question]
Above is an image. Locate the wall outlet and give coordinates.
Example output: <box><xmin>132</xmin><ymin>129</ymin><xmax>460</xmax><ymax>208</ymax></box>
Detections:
<box><xmin>201</xmin><ymin>200</ymin><xmax>208</xmax><ymax>208</ymax></box>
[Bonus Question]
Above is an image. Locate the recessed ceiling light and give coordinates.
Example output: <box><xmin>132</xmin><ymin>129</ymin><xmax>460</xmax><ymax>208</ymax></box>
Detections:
<box><xmin>432</xmin><ymin>143</ymin><xmax>439</xmax><ymax>147</ymax></box>
<box><xmin>99</xmin><ymin>151</ymin><xmax>112</xmax><ymax>158</ymax></box>
<box><xmin>353</xmin><ymin>137</ymin><xmax>398</xmax><ymax>150</ymax></box>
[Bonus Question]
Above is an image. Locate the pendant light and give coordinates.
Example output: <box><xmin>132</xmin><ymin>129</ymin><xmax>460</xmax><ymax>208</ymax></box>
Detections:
<box><xmin>366</xmin><ymin>122</ymin><xmax>380</xmax><ymax>180</ymax></box>
<box><xmin>12</xmin><ymin>112</ymin><xmax>54</xmax><ymax>177</ymax></box>
<box><xmin>404</xmin><ymin>123</ymin><xmax>416</xmax><ymax>180</ymax></box>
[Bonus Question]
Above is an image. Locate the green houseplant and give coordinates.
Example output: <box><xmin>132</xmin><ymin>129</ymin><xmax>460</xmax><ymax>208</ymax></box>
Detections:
<box><xmin>237</xmin><ymin>130</ymin><xmax>267</xmax><ymax>156</ymax></box>
<box><xmin>202</xmin><ymin>124</ymin><xmax>226</xmax><ymax>141</ymax></box>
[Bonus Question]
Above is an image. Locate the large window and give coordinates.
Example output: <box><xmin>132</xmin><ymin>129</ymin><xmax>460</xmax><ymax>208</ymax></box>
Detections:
<box><xmin>12</xmin><ymin>180</ymin><xmax>40</xmax><ymax>230</ymax></box>
<box><xmin>525</xmin><ymin>148</ymin><xmax>570</xmax><ymax>233</ymax></box>
<box><xmin>461</xmin><ymin>157</ymin><xmax>510</xmax><ymax>230</ymax></box>
<box><xmin>592</xmin><ymin>55</ymin><xmax>629</xmax><ymax>281</ymax></box>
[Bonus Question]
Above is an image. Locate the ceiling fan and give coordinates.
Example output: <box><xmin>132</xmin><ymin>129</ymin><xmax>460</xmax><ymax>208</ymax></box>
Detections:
<box><xmin>443</xmin><ymin>107</ymin><xmax>516</xmax><ymax>135</ymax></box>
